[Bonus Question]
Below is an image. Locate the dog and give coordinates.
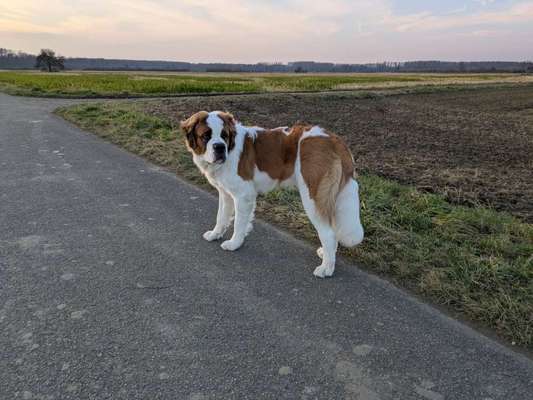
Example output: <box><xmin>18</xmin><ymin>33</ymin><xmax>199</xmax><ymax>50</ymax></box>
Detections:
<box><xmin>180</xmin><ymin>111</ymin><xmax>364</xmax><ymax>278</ymax></box>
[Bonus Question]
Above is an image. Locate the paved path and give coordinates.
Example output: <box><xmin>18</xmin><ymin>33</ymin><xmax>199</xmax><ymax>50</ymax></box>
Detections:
<box><xmin>1</xmin><ymin>93</ymin><xmax>532</xmax><ymax>400</ymax></box>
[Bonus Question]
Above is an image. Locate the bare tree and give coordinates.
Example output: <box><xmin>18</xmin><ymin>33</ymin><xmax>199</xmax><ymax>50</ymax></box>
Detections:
<box><xmin>35</xmin><ymin>49</ymin><xmax>65</xmax><ymax>72</ymax></box>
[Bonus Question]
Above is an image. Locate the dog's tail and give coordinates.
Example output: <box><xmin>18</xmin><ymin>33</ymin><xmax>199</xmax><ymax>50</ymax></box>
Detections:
<box><xmin>313</xmin><ymin>157</ymin><xmax>343</xmax><ymax>225</ymax></box>
<box><xmin>312</xmin><ymin>160</ymin><xmax>364</xmax><ymax>248</ymax></box>
<box><xmin>333</xmin><ymin>178</ymin><xmax>364</xmax><ymax>248</ymax></box>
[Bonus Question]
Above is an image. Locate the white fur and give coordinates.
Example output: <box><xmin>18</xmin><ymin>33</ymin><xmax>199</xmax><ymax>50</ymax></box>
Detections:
<box><xmin>301</xmin><ymin>125</ymin><xmax>328</xmax><ymax>140</ymax></box>
<box><xmin>334</xmin><ymin>178</ymin><xmax>364</xmax><ymax>247</ymax></box>
<box><xmin>203</xmin><ymin>188</ymin><xmax>234</xmax><ymax>241</ymax></box>
<box><xmin>245</xmin><ymin>126</ymin><xmax>264</xmax><ymax>141</ymax></box>
<box><xmin>253</xmin><ymin>167</ymin><xmax>280</xmax><ymax>193</ymax></box>
<box><xmin>206</xmin><ymin>112</ymin><xmax>224</xmax><ymax>134</ymax></box>
<box><xmin>274</xmin><ymin>126</ymin><xmax>290</xmax><ymax>135</ymax></box>
<box><xmin>195</xmin><ymin>114</ymin><xmax>363</xmax><ymax>278</ymax></box>
<box><xmin>194</xmin><ymin>114</ymin><xmax>260</xmax><ymax>252</ymax></box>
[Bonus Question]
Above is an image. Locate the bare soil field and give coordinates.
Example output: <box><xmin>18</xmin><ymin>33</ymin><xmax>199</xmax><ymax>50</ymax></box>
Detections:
<box><xmin>142</xmin><ymin>85</ymin><xmax>533</xmax><ymax>221</ymax></box>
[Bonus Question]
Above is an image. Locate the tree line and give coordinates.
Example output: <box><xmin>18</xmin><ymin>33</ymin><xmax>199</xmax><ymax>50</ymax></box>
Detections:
<box><xmin>1</xmin><ymin>48</ymin><xmax>532</xmax><ymax>73</ymax></box>
<box><xmin>1</xmin><ymin>48</ymin><xmax>64</xmax><ymax>71</ymax></box>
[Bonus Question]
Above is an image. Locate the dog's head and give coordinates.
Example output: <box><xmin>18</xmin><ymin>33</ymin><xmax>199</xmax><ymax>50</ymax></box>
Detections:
<box><xmin>180</xmin><ymin>111</ymin><xmax>236</xmax><ymax>164</ymax></box>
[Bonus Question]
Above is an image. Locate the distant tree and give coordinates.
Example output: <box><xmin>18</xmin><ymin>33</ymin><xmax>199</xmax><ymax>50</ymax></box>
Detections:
<box><xmin>35</xmin><ymin>49</ymin><xmax>65</xmax><ymax>72</ymax></box>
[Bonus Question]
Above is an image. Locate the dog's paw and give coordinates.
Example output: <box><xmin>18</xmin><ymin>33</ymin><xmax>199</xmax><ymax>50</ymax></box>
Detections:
<box><xmin>313</xmin><ymin>263</ymin><xmax>335</xmax><ymax>278</ymax></box>
<box><xmin>221</xmin><ymin>239</ymin><xmax>243</xmax><ymax>251</ymax></box>
<box><xmin>203</xmin><ymin>230</ymin><xmax>223</xmax><ymax>242</ymax></box>
<box><xmin>316</xmin><ymin>247</ymin><xmax>323</xmax><ymax>259</ymax></box>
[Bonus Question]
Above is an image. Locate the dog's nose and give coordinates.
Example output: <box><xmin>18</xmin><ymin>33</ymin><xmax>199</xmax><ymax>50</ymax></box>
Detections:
<box><xmin>213</xmin><ymin>142</ymin><xmax>226</xmax><ymax>152</ymax></box>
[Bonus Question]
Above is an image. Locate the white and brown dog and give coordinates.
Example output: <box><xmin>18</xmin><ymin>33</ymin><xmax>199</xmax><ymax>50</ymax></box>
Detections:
<box><xmin>181</xmin><ymin>111</ymin><xmax>364</xmax><ymax>278</ymax></box>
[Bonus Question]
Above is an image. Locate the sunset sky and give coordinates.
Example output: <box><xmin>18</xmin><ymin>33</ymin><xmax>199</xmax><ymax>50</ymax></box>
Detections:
<box><xmin>1</xmin><ymin>0</ymin><xmax>532</xmax><ymax>63</ymax></box>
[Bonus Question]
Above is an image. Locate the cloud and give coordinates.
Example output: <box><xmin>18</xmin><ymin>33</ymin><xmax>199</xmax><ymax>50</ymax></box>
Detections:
<box><xmin>386</xmin><ymin>2</ymin><xmax>533</xmax><ymax>32</ymax></box>
<box><xmin>473</xmin><ymin>0</ymin><xmax>496</xmax><ymax>6</ymax></box>
<box><xmin>0</xmin><ymin>0</ymin><xmax>531</xmax><ymax>62</ymax></box>
<box><xmin>0</xmin><ymin>0</ymin><xmax>394</xmax><ymax>38</ymax></box>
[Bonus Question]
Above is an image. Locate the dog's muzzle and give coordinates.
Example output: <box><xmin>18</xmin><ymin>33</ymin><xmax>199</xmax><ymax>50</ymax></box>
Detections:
<box><xmin>213</xmin><ymin>142</ymin><xmax>226</xmax><ymax>163</ymax></box>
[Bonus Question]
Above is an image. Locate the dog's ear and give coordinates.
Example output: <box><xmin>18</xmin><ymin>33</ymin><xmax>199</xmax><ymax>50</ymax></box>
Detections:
<box><xmin>180</xmin><ymin>111</ymin><xmax>208</xmax><ymax>150</ymax></box>
<box><xmin>218</xmin><ymin>112</ymin><xmax>237</xmax><ymax>151</ymax></box>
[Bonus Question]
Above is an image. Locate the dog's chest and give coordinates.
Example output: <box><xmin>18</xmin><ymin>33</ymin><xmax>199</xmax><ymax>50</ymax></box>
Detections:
<box><xmin>201</xmin><ymin>163</ymin><xmax>241</xmax><ymax>191</ymax></box>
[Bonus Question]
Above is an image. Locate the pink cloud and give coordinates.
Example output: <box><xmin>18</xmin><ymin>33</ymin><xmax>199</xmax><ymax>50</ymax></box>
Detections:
<box><xmin>387</xmin><ymin>2</ymin><xmax>533</xmax><ymax>32</ymax></box>
<box><xmin>0</xmin><ymin>0</ymin><xmax>531</xmax><ymax>62</ymax></box>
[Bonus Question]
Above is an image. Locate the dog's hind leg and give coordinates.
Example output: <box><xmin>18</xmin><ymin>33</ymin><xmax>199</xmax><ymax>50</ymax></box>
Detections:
<box><xmin>297</xmin><ymin>181</ymin><xmax>338</xmax><ymax>278</ymax></box>
<box><xmin>334</xmin><ymin>178</ymin><xmax>364</xmax><ymax>247</ymax></box>
<box><xmin>297</xmin><ymin>139</ymin><xmax>342</xmax><ymax>277</ymax></box>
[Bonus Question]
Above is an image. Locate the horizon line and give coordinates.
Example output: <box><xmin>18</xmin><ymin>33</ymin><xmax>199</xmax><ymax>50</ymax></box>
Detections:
<box><xmin>2</xmin><ymin>49</ymin><xmax>532</xmax><ymax>65</ymax></box>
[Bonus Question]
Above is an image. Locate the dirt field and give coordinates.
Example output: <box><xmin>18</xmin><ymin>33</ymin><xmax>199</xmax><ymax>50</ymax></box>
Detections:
<box><xmin>142</xmin><ymin>85</ymin><xmax>533</xmax><ymax>221</ymax></box>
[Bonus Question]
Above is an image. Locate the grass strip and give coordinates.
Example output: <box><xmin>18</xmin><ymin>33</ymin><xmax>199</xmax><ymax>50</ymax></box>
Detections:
<box><xmin>2</xmin><ymin>71</ymin><xmax>530</xmax><ymax>98</ymax></box>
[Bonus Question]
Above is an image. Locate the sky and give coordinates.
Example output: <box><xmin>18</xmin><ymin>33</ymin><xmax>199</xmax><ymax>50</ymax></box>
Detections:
<box><xmin>0</xmin><ymin>0</ymin><xmax>532</xmax><ymax>63</ymax></box>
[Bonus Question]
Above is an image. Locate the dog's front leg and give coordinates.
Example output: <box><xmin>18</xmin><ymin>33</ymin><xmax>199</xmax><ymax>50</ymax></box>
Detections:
<box><xmin>203</xmin><ymin>189</ymin><xmax>234</xmax><ymax>241</ymax></box>
<box><xmin>221</xmin><ymin>194</ymin><xmax>255</xmax><ymax>251</ymax></box>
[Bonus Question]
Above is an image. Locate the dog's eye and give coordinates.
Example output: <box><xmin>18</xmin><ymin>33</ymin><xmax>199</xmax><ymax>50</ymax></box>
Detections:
<box><xmin>221</xmin><ymin>132</ymin><xmax>228</xmax><ymax>140</ymax></box>
<box><xmin>203</xmin><ymin>133</ymin><xmax>211</xmax><ymax>143</ymax></box>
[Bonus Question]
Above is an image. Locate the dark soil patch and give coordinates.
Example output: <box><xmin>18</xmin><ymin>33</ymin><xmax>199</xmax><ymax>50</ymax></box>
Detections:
<box><xmin>141</xmin><ymin>85</ymin><xmax>533</xmax><ymax>221</ymax></box>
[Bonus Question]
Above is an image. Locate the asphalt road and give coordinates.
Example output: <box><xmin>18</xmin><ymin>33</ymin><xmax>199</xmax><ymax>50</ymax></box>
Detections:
<box><xmin>1</xmin><ymin>93</ymin><xmax>532</xmax><ymax>400</ymax></box>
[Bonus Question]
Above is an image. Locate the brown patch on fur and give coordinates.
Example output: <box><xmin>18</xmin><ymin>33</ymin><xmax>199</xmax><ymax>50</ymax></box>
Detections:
<box><xmin>238</xmin><ymin>125</ymin><xmax>307</xmax><ymax>181</ymax></box>
<box><xmin>300</xmin><ymin>132</ymin><xmax>355</xmax><ymax>223</ymax></box>
<box><xmin>236</xmin><ymin>123</ymin><xmax>355</xmax><ymax>222</ymax></box>
<box><xmin>238</xmin><ymin>136</ymin><xmax>256</xmax><ymax>180</ymax></box>
<box><xmin>217</xmin><ymin>112</ymin><xmax>236</xmax><ymax>151</ymax></box>
<box><xmin>180</xmin><ymin>111</ymin><xmax>209</xmax><ymax>155</ymax></box>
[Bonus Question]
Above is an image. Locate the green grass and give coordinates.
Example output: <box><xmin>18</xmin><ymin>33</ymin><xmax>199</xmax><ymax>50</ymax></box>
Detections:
<box><xmin>0</xmin><ymin>71</ymin><xmax>523</xmax><ymax>98</ymax></box>
<box><xmin>0</xmin><ymin>72</ymin><xmax>261</xmax><ymax>97</ymax></box>
<box><xmin>56</xmin><ymin>101</ymin><xmax>533</xmax><ymax>348</ymax></box>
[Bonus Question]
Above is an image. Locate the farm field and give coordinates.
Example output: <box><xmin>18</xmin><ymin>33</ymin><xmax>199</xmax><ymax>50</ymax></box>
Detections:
<box><xmin>141</xmin><ymin>85</ymin><xmax>533</xmax><ymax>221</ymax></box>
<box><xmin>1</xmin><ymin>70</ymin><xmax>532</xmax><ymax>97</ymax></box>
<box><xmin>56</xmin><ymin>84</ymin><xmax>533</xmax><ymax>349</ymax></box>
